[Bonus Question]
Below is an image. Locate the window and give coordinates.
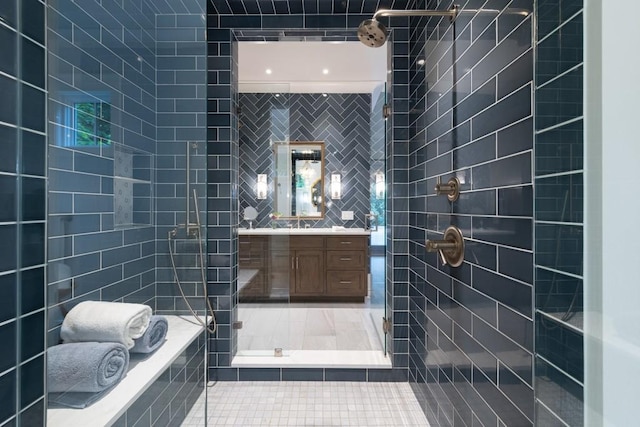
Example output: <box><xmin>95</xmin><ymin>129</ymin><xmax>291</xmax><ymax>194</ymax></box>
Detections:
<box><xmin>52</xmin><ymin>92</ymin><xmax>112</xmax><ymax>148</ymax></box>
<box><xmin>74</xmin><ymin>101</ymin><xmax>111</xmax><ymax>146</ymax></box>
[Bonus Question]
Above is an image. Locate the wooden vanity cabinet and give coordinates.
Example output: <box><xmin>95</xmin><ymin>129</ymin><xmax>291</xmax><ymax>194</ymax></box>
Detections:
<box><xmin>238</xmin><ymin>233</ymin><xmax>369</xmax><ymax>302</ymax></box>
<box><xmin>238</xmin><ymin>235</ymin><xmax>269</xmax><ymax>299</ymax></box>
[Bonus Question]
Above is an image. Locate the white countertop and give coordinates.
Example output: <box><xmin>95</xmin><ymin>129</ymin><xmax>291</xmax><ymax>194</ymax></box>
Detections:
<box><xmin>238</xmin><ymin>227</ymin><xmax>371</xmax><ymax>236</ymax></box>
<box><xmin>47</xmin><ymin>315</ymin><xmax>204</xmax><ymax>427</ymax></box>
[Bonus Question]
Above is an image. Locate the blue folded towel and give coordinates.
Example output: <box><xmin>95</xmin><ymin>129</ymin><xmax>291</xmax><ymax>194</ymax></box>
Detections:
<box><xmin>130</xmin><ymin>315</ymin><xmax>168</xmax><ymax>354</ymax></box>
<box><xmin>47</xmin><ymin>342</ymin><xmax>129</xmax><ymax>393</ymax></box>
<box><xmin>48</xmin><ymin>389</ymin><xmax>113</xmax><ymax>409</ymax></box>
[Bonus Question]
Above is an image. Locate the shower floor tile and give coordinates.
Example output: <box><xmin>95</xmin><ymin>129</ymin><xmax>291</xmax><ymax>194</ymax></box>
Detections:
<box><xmin>182</xmin><ymin>381</ymin><xmax>430</xmax><ymax>426</ymax></box>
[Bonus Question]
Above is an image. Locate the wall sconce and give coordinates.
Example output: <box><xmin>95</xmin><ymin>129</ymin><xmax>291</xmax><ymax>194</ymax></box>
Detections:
<box><xmin>375</xmin><ymin>172</ymin><xmax>385</xmax><ymax>199</ymax></box>
<box><xmin>256</xmin><ymin>174</ymin><xmax>268</xmax><ymax>199</ymax></box>
<box><xmin>330</xmin><ymin>173</ymin><xmax>342</xmax><ymax>199</ymax></box>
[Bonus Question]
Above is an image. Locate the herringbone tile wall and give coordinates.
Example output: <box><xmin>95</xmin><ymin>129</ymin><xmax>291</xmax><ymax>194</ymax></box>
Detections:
<box><xmin>239</xmin><ymin>93</ymin><xmax>372</xmax><ymax>229</ymax></box>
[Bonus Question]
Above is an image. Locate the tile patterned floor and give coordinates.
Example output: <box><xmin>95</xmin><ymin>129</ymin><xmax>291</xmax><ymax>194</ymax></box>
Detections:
<box><xmin>182</xmin><ymin>381</ymin><xmax>430</xmax><ymax>426</ymax></box>
<box><xmin>237</xmin><ymin>304</ymin><xmax>384</xmax><ymax>352</ymax></box>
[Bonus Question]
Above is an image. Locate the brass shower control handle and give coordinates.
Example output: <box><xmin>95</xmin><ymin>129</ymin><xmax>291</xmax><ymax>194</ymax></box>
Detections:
<box><xmin>435</xmin><ymin>176</ymin><xmax>461</xmax><ymax>202</ymax></box>
<box><xmin>426</xmin><ymin>225</ymin><xmax>465</xmax><ymax>267</ymax></box>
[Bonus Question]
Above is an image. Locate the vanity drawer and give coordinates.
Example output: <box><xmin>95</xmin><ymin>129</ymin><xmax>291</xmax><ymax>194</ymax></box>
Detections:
<box><xmin>326</xmin><ymin>236</ymin><xmax>367</xmax><ymax>250</ymax></box>
<box><xmin>289</xmin><ymin>235</ymin><xmax>325</xmax><ymax>249</ymax></box>
<box><xmin>326</xmin><ymin>250</ymin><xmax>365</xmax><ymax>269</ymax></box>
<box><xmin>326</xmin><ymin>271</ymin><xmax>366</xmax><ymax>296</ymax></box>
<box><xmin>239</xmin><ymin>236</ymin><xmax>267</xmax><ymax>268</ymax></box>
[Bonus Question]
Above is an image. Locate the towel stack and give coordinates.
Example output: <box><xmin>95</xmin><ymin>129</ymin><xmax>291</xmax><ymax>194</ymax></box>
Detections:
<box><xmin>48</xmin><ymin>301</ymin><xmax>169</xmax><ymax>409</ymax></box>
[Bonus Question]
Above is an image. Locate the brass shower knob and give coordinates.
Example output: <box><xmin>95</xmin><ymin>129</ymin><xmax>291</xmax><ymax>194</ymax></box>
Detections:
<box><xmin>426</xmin><ymin>225</ymin><xmax>465</xmax><ymax>267</ymax></box>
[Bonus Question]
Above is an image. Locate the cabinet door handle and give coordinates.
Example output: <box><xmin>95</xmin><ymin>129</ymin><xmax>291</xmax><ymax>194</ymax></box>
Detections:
<box><xmin>340</xmin><ymin>241</ymin><xmax>352</xmax><ymax>245</ymax></box>
<box><xmin>340</xmin><ymin>257</ymin><xmax>352</xmax><ymax>261</ymax></box>
<box><xmin>339</xmin><ymin>281</ymin><xmax>352</xmax><ymax>284</ymax></box>
<box><xmin>296</xmin><ymin>257</ymin><xmax>299</xmax><ymax>269</ymax></box>
<box><xmin>291</xmin><ymin>257</ymin><xmax>295</xmax><ymax>270</ymax></box>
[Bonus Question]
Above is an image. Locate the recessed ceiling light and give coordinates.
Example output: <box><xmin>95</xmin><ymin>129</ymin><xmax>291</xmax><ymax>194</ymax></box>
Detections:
<box><xmin>322</xmin><ymin>68</ymin><xmax>329</xmax><ymax>75</ymax></box>
<box><xmin>322</xmin><ymin>93</ymin><xmax>328</xmax><ymax>97</ymax></box>
<box><xmin>275</xmin><ymin>94</ymin><xmax>280</xmax><ymax>97</ymax></box>
<box><xmin>265</xmin><ymin>69</ymin><xmax>272</xmax><ymax>74</ymax></box>
<box><xmin>417</xmin><ymin>59</ymin><xmax>426</xmax><ymax>66</ymax></box>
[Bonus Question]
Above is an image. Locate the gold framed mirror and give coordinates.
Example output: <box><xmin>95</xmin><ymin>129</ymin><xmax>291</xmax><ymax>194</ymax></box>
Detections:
<box><xmin>273</xmin><ymin>141</ymin><xmax>325</xmax><ymax>219</ymax></box>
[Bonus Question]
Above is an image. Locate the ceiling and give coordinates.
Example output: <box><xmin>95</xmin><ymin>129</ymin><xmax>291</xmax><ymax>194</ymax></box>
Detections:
<box><xmin>238</xmin><ymin>41</ymin><xmax>388</xmax><ymax>93</ymax></box>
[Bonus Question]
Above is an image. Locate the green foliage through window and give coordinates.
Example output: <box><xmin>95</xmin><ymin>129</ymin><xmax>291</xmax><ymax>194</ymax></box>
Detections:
<box><xmin>74</xmin><ymin>102</ymin><xmax>111</xmax><ymax>146</ymax></box>
<box><xmin>370</xmin><ymin>192</ymin><xmax>386</xmax><ymax>226</ymax></box>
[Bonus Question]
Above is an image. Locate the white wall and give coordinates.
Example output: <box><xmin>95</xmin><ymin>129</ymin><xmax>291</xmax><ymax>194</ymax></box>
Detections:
<box><xmin>585</xmin><ymin>0</ymin><xmax>640</xmax><ymax>425</ymax></box>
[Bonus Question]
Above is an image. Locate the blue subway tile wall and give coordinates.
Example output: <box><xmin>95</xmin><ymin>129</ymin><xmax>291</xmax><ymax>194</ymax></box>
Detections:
<box><xmin>207</xmin><ymin>1</ymin><xmax>410</xmax><ymax>380</ymax></box>
<box><xmin>406</xmin><ymin>1</ymin><xmax>535</xmax><ymax>425</ymax></box>
<box><xmin>388</xmin><ymin>23</ymin><xmax>411</xmax><ymax>375</ymax></box>
<box><xmin>46</xmin><ymin>0</ymin><xmax>206</xmax><ymax>424</ymax></box>
<box><xmin>534</xmin><ymin>0</ymin><xmax>584</xmax><ymax>425</ymax></box>
<box><xmin>239</xmin><ymin>93</ymin><xmax>373</xmax><ymax>229</ymax></box>
<box><xmin>47</xmin><ymin>0</ymin><xmax>157</xmax><ymax>345</ymax></box>
<box><xmin>154</xmin><ymin>5</ymin><xmax>210</xmax><ymax>316</ymax></box>
<box><xmin>0</xmin><ymin>0</ymin><xmax>47</xmax><ymax>424</ymax></box>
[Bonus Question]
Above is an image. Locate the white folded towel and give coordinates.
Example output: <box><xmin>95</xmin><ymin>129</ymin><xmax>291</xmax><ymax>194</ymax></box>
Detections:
<box><xmin>61</xmin><ymin>301</ymin><xmax>152</xmax><ymax>349</ymax></box>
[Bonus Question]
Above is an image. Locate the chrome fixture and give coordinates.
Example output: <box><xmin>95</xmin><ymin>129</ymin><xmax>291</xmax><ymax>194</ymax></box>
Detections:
<box><xmin>365</xmin><ymin>213</ymin><xmax>378</xmax><ymax>232</ymax></box>
<box><xmin>382</xmin><ymin>103</ymin><xmax>392</xmax><ymax>119</ymax></box>
<box><xmin>168</xmin><ymin>142</ymin><xmax>217</xmax><ymax>334</ymax></box>
<box><xmin>426</xmin><ymin>225</ymin><xmax>465</xmax><ymax>267</ymax></box>
<box><xmin>244</xmin><ymin>206</ymin><xmax>258</xmax><ymax>229</ymax></box>
<box><xmin>435</xmin><ymin>176</ymin><xmax>461</xmax><ymax>202</ymax></box>
<box><xmin>358</xmin><ymin>6</ymin><xmax>459</xmax><ymax>47</ymax></box>
<box><xmin>358</xmin><ymin>5</ymin><xmax>530</xmax><ymax>47</ymax></box>
<box><xmin>168</xmin><ymin>188</ymin><xmax>218</xmax><ymax>333</ymax></box>
<box><xmin>183</xmin><ymin>141</ymin><xmax>199</xmax><ymax>236</ymax></box>
<box><xmin>382</xmin><ymin>317</ymin><xmax>391</xmax><ymax>335</ymax></box>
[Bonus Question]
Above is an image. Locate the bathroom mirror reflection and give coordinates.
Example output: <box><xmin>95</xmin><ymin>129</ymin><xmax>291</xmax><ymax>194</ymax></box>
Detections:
<box><xmin>273</xmin><ymin>141</ymin><xmax>325</xmax><ymax>218</ymax></box>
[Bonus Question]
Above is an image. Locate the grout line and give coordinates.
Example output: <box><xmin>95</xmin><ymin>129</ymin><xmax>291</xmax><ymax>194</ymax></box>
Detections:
<box><xmin>535</xmin><ymin>264</ymin><xmax>583</xmax><ymax>280</ymax></box>
<box><xmin>536</xmin><ymin>9</ymin><xmax>584</xmax><ymax>45</ymax></box>
<box><xmin>536</xmin><ymin>62</ymin><xmax>583</xmax><ymax>90</ymax></box>
<box><xmin>536</xmin><ymin>354</ymin><xmax>584</xmax><ymax>387</ymax></box>
<box><xmin>535</xmin><ymin>115</ymin><xmax>583</xmax><ymax>134</ymax></box>
<box><xmin>535</xmin><ymin>170</ymin><xmax>584</xmax><ymax>180</ymax></box>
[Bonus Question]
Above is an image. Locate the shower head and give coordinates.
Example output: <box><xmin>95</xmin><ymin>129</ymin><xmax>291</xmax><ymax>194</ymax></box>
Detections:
<box><xmin>357</xmin><ymin>7</ymin><xmax>459</xmax><ymax>47</ymax></box>
<box><xmin>357</xmin><ymin>19</ymin><xmax>388</xmax><ymax>48</ymax></box>
<box><xmin>357</xmin><ymin>6</ymin><xmax>531</xmax><ymax>47</ymax></box>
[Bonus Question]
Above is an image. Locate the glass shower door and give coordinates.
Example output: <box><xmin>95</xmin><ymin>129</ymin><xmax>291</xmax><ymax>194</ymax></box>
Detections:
<box><xmin>368</xmin><ymin>81</ymin><xmax>390</xmax><ymax>356</ymax></box>
<box><xmin>236</xmin><ymin>85</ymin><xmax>292</xmax><ymax>359</ymax></box>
